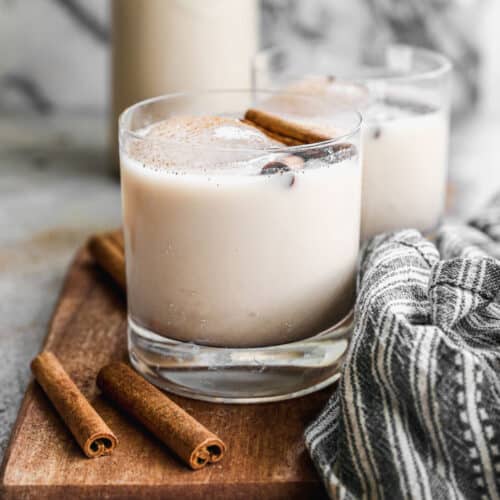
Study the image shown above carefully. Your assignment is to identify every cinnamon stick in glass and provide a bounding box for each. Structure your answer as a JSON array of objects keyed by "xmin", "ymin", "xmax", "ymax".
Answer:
[
  {"xmin": 244, "ymin": 108, "xmax": 332, "ymax": 144},
  {"xmin": 243, "ymin": 110, "xmax": 356, "ymax": 164},
  {"xmin": 97, "ymin": 362, "xmax": 225, "ymax": 470},
  {"xmin": 31, "ymin": 351, "xmax": 117, "ymax": 458}
]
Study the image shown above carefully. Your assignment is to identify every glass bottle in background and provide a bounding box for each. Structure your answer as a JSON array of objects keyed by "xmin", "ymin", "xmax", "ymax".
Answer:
[{"xmin": 110, "ymin": 0, "xmax": 258, "ymax": 173}]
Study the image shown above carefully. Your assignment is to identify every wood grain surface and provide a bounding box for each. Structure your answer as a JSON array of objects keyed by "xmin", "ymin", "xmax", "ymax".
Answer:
[{"xmin": 0, "ymin": 248, "xmax": 330, "ymax": 499}]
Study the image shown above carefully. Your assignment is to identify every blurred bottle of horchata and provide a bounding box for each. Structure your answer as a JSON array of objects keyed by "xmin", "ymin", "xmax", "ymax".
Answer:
[{"xmin": 110, "ymin": 0, "xmax": 259, "ymax": 175}]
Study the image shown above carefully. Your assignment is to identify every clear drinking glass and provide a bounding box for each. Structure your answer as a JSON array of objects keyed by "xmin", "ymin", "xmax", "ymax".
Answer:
[
  {"xmin": 119, "ymin": 90, "xmax": 362, "ymax": 402},
  {"xmin": 254, "ymin": 44, "xmax": 452, "ymax": 240}
]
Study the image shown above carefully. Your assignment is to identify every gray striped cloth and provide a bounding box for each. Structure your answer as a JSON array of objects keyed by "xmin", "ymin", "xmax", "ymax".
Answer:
[{"xmin": 306, "ymin": 198, "xmax": 500, "ymax": 499}]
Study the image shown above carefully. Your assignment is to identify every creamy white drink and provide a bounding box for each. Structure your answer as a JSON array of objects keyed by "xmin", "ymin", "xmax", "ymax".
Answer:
[
  {"xmin": 121, "ymin": 115, "xmax": 361, "ymax": 348},
  {"xmin": 282, "ymin": 76, "xmax": 450, "ymax": 239},
  {"xmin": 361, "ymin": 101, "xmax": 449, "ymax": 239}
]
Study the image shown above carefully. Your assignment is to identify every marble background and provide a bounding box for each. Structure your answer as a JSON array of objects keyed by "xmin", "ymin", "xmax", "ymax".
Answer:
[{"xmin": 1, "ymin": 0, "xmax": 499, "ymax": 115}]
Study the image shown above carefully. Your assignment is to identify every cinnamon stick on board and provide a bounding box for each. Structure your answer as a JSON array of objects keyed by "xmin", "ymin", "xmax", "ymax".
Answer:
[
  {"xmin": 88, "ymin": 231, "xmax": 126, "ymax": 289},
  {"xmin": 31, "ymin": 351, "xmax": 117, "ymax": 458},
  {"xmin": 97, "ymin": 362, "xmax": 226, "ymax": 470}
]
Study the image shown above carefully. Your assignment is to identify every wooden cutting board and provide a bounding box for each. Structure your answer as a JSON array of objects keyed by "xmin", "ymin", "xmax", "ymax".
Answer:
[{"xmin": 0, "ymin": 247, "xmax": 331, "ymax": 499}]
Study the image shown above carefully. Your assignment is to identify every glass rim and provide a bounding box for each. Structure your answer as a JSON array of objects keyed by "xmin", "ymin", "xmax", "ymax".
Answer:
[
  {"xmin": 255, "ymin": 43, "xmax": 453, "ymax": 84},
  {"xmin": 118, "ymin": 89, "xmax": 362, "ymax": 155}
]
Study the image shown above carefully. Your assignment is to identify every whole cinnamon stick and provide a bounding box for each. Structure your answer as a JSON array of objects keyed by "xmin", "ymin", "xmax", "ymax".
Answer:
[
  {"xmin": 31, "ymin": 351, "xmax": 117, "ymax": 458},
  {"xmin": 244, "ymin": 108, "xmax": 332, "ymax": 144},
  {"xmin": 97, "ymin": 362, "xmax": 225, "ymax": 470},
  {"xmin": 88, "ymin": 231, "xmax": 126, "ymax": 289}
]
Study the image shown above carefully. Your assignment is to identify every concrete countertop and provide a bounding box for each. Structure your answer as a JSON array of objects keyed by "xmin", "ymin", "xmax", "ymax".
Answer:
[{"xmin": 1, "ymin": 109, "xmax": 500, "ymax": 461}]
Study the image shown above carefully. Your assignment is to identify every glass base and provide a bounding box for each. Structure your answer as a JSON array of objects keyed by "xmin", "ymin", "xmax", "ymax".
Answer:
[{"xmin": 128, "ymin": 313, "xmax": 352, "ymax": 403}]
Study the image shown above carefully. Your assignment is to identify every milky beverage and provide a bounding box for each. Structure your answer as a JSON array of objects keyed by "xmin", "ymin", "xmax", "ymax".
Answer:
[
  {"xmin": 284, "ymin": 77, "xmax": 449, "ymax": 240},
  {"xmin": 121, "ymin": 116, "xmax": 361, "ymax": 348},
  {"xmin": 361, "ymin": 100, "xmax": 448, "ymax": 239}
]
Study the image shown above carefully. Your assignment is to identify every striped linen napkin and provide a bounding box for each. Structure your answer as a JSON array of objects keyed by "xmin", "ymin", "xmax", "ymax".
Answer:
[{"xmin": 306, "ymin": 198, "xmax": 500, "ymax": 499}]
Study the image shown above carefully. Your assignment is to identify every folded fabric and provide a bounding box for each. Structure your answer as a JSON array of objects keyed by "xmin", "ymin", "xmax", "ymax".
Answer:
[{"xmin": 306, "ymin": 203, "xmax": 500, "ymax": 499}]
